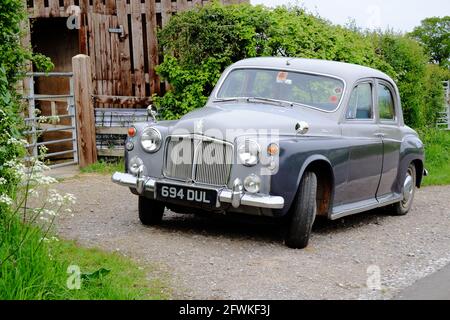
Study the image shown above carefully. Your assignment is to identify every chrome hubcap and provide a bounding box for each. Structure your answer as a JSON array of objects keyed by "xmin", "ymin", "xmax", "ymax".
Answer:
[{"xmin": 402, "ymin": 171, "xmax": 413, "ymax": 204}]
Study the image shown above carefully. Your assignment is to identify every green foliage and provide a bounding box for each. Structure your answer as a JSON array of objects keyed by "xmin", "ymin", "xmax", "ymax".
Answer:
[
  {"xmin": 154, "ymin": 2, "xmax": 437, "ymax": 127},
  {"xmin": 371, "ymin": 32, "xmax": 428, "ymax": 127},
  {"xmin": 423, "ymin": 64, "xmax": 449, "ymax": 126},
  {"xmin": 410, "ymin": 16, "xmax": 450, "ymax": 68},
  {"xmin": 1, "ymin": 0, "xmax": 167, "ymax": 300},
  {"xmin": 0, "ymin": 211, "xmax": 170, "ymax": 299},
  {"xmin": 0, "ymin": 0, "xmax": 53, "ymax": 199},
  {"xmin": 79, "ymin": 158, "xmax": 125, "ymax": 175},
  {"xmin": 418, "ymin": 128, "xmax": 450, "ymax": 186}
]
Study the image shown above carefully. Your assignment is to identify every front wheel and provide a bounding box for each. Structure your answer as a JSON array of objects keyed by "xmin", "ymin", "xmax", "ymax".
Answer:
[
  {"xmin": 390, "ymin": 163, "xmax": 416, "ymax": 216},
  {"xmin": 285, "ymin": 171, "xmax": 317, "ymax": 249},
  {"xmin": 138, "ymin": 196, "xmax": 165, "ymax": 225}
]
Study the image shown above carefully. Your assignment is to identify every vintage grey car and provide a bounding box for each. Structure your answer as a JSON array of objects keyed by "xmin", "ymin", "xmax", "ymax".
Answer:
[{"xmin": 112, "ymin": 57, "xmax": 426, "ymax": 249}]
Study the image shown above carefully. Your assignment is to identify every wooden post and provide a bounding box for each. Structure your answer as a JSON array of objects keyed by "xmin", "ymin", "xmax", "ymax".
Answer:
[{"xmin": 72, "ymin": 54, "xmax": 97, "ymax": 168}]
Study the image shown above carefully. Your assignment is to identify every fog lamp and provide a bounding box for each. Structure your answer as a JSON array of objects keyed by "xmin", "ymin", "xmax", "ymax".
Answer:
[{"xmin": 244, "ymin": 174, "xmax": 261, "ymax": 194}]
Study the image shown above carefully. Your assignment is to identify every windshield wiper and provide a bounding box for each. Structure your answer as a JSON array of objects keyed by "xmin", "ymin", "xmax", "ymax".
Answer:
[
  {"xmin": 213, "ymin": 97, "xmax": 293, "ymax": 107},
  {"xmin": 212, "ymin": 97, "xmax": 248, "ymax": 103},
  {"xmin": 246, "ymin": 97, "xmax": 294, "ymax": 108}
]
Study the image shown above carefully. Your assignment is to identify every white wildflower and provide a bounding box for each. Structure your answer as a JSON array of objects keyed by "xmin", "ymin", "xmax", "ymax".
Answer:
[
  {"xmin": 7, "ymin": 137, "xmax": 28, "ymax": 147},
  {"xmin": 41, "ymin": 208, "xmax": 57, "ymax": 217},
  {"xmin": 33, "ymin": 175, "xmax": 57, "ymax": 185},
  {"xmin": 0, "ymin": 177, "xmax": 7, "ymax": 185},
  {"xmin": 48, "ymin": 189, "xmax": 64, "ymax": 205},
  {"xmin": 63, "ymin": 193, "xmax": 76, "ymax": 205},
  {"xmin": 0, "ymin": 194, "xmax": 13, "ymax": 206}
]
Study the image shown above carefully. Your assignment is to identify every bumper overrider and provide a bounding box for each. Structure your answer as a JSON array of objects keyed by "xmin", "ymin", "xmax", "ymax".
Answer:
[{"xmin": 111, "ymin": 172, "xmax": 284, "ymax": 209}]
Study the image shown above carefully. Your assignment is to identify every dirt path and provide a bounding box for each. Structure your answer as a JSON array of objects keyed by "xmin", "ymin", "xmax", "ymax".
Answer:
[{"xmin": 54, "ymin": 173, "xmax": 450, "ymax": 299}]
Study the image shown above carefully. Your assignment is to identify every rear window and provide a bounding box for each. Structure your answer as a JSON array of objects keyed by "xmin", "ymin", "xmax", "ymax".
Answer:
[{"xmin": 217, "ymin": 68, "xmax": 345, "ymax": 111}]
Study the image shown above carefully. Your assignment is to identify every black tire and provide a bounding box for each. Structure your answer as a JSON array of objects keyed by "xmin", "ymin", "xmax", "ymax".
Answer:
[
  {"xmin": 285, "ymin": 171, "xmax": 318, "ymax": 249},
  {"xmin": 390, "ymin": 163, "xmax": 416, "ymax": 216},
  {"xmin": 138, "ymin": 196, "xmax": 165, "ymax": 225}
]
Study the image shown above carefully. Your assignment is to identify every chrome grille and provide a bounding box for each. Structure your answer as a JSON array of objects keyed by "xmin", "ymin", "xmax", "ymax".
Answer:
[
  {"xmin": 164, "ymin": 136, "xmax": 233, "ymax": 186},
  {"xmin": 165, "ymin": 137, "xmax": 193, "ymax": 181}
]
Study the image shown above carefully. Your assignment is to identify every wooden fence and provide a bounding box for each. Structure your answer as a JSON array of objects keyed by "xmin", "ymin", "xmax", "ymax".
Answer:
[{"xmin": 26, "ymin": 0, "xmax": 247, "ymax": 102}]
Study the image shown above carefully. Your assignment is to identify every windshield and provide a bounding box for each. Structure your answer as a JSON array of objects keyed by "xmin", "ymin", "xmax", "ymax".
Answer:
[{"xmin": 216, "ymin": 68, "xmax": 345, "ymax": 111}]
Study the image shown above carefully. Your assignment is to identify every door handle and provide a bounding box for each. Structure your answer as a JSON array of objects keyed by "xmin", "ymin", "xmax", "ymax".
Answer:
[{"xmin": 373, "ymin": 132, "xmax": 386, "ymax": 138}]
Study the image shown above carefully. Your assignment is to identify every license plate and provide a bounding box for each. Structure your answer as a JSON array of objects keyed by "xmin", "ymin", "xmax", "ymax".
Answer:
[{"xmin": 155, "ymin": 183, "xmax": 217, "ymax": 208}]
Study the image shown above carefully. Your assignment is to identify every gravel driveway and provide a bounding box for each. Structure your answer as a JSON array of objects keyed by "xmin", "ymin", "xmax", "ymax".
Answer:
[{"xmin": 54, "ymin": 173, "xmax": 450, "ymax": 299}]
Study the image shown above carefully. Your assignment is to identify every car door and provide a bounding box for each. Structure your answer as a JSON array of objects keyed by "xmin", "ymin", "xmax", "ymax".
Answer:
[
  {"xmin": 340, "ymin": 80, "xmax": 383, "ymax": 205},
  {"xmin": 375, "ymin": 80, "xmax": 402, "ymax": 199}
]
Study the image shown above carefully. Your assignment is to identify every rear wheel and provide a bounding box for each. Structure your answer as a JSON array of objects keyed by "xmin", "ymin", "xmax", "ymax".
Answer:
[
  {"xmin": 138, "ymin": 196, "xmax": 165, "ymax": 225},
  {"xmin": 390, "ymin": 163, "xmax": 416, "ymax": 216},
  {"xmin": 285, "ymin": 171, "xmax": 317, "ymax": 249}
]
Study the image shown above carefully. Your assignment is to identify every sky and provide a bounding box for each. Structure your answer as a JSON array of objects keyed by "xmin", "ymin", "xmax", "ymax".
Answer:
[{"xmin": 250, "ymin": 0, "xmax": 450, "ymax": 32}]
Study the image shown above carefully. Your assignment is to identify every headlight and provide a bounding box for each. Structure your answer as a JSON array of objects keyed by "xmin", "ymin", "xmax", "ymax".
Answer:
[
  {"xmin": 140, "ymin": 127, "xmax": 162, "ymax": 153},
  {"xmin": 238, "ymin": 139, "xmax": 260, "ymax": 166}
]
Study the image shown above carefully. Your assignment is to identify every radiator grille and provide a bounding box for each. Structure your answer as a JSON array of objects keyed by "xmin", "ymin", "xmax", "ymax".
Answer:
[{"xmin": 164, "ymin": 136, "xmax": 233, "ymax": 186}]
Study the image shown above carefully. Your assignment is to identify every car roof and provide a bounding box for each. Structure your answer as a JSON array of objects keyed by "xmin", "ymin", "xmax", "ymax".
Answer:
[{"xmin": 230, "ymin": 57, "xmax": 394, "ymax": 85}]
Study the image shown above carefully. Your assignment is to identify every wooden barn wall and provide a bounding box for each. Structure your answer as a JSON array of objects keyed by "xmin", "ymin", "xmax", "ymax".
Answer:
[{"xmin": 26, "ymin": 0, "xmax": 248, "ymax": 106}]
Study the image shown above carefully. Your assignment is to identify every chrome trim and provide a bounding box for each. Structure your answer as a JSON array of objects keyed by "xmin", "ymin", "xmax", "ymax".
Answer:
[
  {"xmin": 163, "ymin": 134, "xmax": 234, "ymax": 186},
  {"xmin": 111, "ymin": 172, "xmax": 284, "ymax": 210},
  {"xmin": 213, "ymin": 66, "xmax": 347, "ymax": 113},
  {"xmin": 331, "ymin": 193, "xmax": 402, "ymax": 220},
  {"xmin": 232, "ymin": 178, "xmax": 243, "ymax": 208}
]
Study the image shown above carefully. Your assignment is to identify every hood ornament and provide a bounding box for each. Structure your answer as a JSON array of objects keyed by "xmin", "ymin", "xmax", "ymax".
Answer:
[
  {"xmin": 295, "ymin": 121, "xmax": 309, "ymax": 135},
  {"xmin": 147, "ymin": 104, "xmax": 158, "ymax": 122}
]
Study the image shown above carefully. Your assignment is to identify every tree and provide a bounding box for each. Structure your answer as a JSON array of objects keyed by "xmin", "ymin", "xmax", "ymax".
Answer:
[{"xmin": 410, "ymin": 16, "xmax": 450, "ymax": 68}]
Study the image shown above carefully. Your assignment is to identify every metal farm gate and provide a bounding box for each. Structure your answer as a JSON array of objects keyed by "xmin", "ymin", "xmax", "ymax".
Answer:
[
  {"xmin": 437, "ymin": 81, "xmax": 450, "ymax": 130},
  {"xmin": 24, "ymin": 72, "xmax": 78, "ymax": 168}
]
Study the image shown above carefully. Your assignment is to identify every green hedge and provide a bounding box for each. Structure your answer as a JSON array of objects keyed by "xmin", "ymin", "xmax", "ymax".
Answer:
[{"xmin": 154, "ymin": 2, "xmax": 447, "ymax": 129}]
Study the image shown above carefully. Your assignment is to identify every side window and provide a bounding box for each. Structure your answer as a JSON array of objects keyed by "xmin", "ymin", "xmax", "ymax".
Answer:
[
  {"xmin": 378, "ymin": 84, "xmax": 396, "ymax": 121},
  {"xmin": 346, "ymin": 83, "xmax": 373, "ymax": 120}
]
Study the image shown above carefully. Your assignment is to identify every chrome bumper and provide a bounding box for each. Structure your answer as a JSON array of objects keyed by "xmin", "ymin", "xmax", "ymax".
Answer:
[{"xmin": 111, "ymin": 172, "xmax": 284, "ymax": 210}]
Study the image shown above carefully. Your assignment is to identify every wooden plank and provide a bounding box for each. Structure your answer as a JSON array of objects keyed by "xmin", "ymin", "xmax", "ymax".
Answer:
[
  {"xmin": 49, "ymin": 0, "xmax": 60, "ymax": 16},
  {"xmin": 116, "ymin": 0, "xmax": 132, "ymax": 96},
  {"xmin": 145, "ymin": 0, "xmax": 159, "ymax": 95},
  {"xmin": 104, "ymin": 15, "xmax": 112, "ymax": 96},
  {"xmin": 161, "ymin": 0, "xmax": 172, "ymax": 27},
  {"xmin": 110, "ymin": 15, "xmax": 121, "ymax": 97},
  {"xmin": 97, "ymin": 148, "xmax": 124, "ymax": 157},
  {"xmin": 87, "ymin": 12, "xmax": 98, "ymax": 95},
  {"xmin": 92, "ymin": 94, "xmax": 152, "ymax": 106},
  {"xmin": 92, "ymin": 13, "xmax": 103, "ymax": 95},
  {"xmin": 130, "ymin": 0, "xmax": 145, "ymax": 97},
  {"xmin": 93, "ymin": 0, "xmax": 104, "ymax": 14},
  {"xmin": 106, "ymin": 0, "xmax": 116, "ymax": 15},
  {"xmin": 96, "ymin": 127, "xmax": 128, "ymax": 135},
  {"xmin": 176, "ymin": 0, "xmax": 189, "ymax": 11},
  {"xmin": 72, "ymin": 54, "xmax": 97, "ymax": 167},
  {"xmin": 34, "ymin": 0, "xmax": 46, "ymax": 17},
  {"xmin": 79, "ymin": 12, "xmax": 89, "ymax": 55}
]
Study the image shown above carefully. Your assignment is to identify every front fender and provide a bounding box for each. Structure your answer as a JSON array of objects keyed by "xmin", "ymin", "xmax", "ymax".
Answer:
[{"xmin": 270, "ymin": 136, "xmax": 348, "ymax": 216}]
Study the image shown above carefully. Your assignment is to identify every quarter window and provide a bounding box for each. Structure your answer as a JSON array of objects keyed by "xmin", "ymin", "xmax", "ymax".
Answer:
[
  {"xmin": 346, "ymin": 83, "xmax": 373, "ymax": 120},
  {"xmin": 378, "ymin": 84, "xmax": 396, "ymax": 120}
]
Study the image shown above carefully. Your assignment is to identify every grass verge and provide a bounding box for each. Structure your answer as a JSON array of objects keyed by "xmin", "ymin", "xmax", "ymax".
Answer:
[
  {"xmin": 419, "ymin": 128, "xmax": 450, "ymax": 186},
  {"xmin": 80, "ymin": 159, "xmax": 124, "ymax": 175},
  {"xmin": 0, "ymin": 211, "xmax": 170, "ymax": 300}
]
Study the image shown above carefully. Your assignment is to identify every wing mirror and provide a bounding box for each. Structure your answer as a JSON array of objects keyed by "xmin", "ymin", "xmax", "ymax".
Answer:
[{"xmin": 147, "ymin": 104, "xmax": 158, "ymax": 122}]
